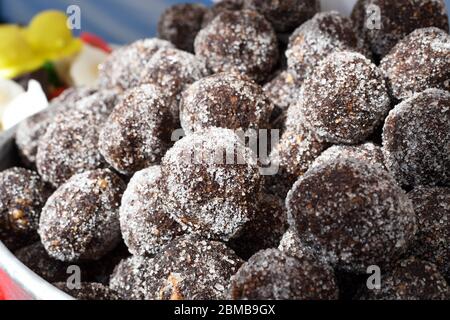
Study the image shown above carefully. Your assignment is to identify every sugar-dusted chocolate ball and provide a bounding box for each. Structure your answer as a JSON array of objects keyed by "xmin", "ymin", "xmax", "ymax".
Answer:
[
  {"xmin": 39, "ymin": 169, "xmax": 125, "ymax": 262},
  {"xmin": 380, "ymin": 27, "xmax": 450, "ymax": 100},
  {"xmin": 180, "ymin": 72, "xmax": 273, "ymax": 133},
  {"xmin": 408, "ymin": 187, "xmax": 449, "ymax": 279},
  {"xmin": 358, "ymin": 258, "xmax": 449, "ymax": 300},
  {"xmin": 110, "ymin": 235, "xmax": 243, "ymax": 300},
  {"xmin": 16, "ymin": 86, "xmax": 96, "ymax": 166},
  {"xmin": 158, "ymin": 3, "xmax": 208, "ymax": 52},
  {"xmin": 195, "ymin": 10, "xmax": 279, "ymax": 83},
  {"xmin": 382, "ymin": 89, "xmax": 450, "ymax": 187},
  {"xmin": 352, "ymin": 0, "xmax": 449, "ymax": 58},
  {"xmin": 120, "ymin": 166, "xmax": 183, "ymax": 256},
  {"xmin": 312, "ymin": 143, "xmax": 385, "ymax": 169},
  {"xmin": 140, "ymin": 47, "xmax": 209, "ymax": 121},
  {"xmin": 286, "ymin": 158, "xmax": 416, "ymax": 273},
  {"xmin": 98, "ymin": 38, "xmax": 174, "ymax": 90},
  {"xmin": 230, "ymin": 248, "xmax": 338, "ymax": 300},
  {"xmin": 109, "ymin": 255, "xmax": 154, "ymax": 300},
  {"xmin": 161, "ymin": 127, "xmax": 262, "ymax": 241},
  {"xmin": 143, "ymin": 235, "xmax": 243, "ymax": 300},
  {"xmin": 243, "ymin": 0, "xmax": 320, "ymax": 33},
  {"xmin": 263, "ymin": 70, "xmax": 300, "ymax": 113},
  {"xmin": 54, "ymin": 282, "xmax": 120, "ymax": 300},
  {"xmin": 36, "ymin": 90, "xmax": 118, "ymax": 187},
  {"xmin": 295, "ymin": 51, "xmax": 390, "ymax": 144},
  {"xmin": 99, "ymin": 85, "xmax": 174, "ymax": 175},
  {"xmin": 0, "ymin": 167, "xmax": 51, "ymax": 250},
  {"xmin": 286, "ymin": 11, "xmax": 365, "ymax": 82}
]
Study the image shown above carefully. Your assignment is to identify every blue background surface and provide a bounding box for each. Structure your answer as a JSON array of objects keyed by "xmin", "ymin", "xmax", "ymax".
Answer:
[{"xmin": 0, "ymin": 0, "xmax": 449, "ymax": 44}]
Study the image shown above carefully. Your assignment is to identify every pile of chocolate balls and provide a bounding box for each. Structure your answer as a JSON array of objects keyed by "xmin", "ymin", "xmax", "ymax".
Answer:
[{"xmin": 1, "ymin": 0, "xmax": 449, "ymax": 300}]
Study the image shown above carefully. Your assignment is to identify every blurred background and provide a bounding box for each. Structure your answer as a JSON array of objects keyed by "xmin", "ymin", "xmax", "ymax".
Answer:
[{"xmin": 5, "ymin": 0, "xmax": 448, "ymax": 44}]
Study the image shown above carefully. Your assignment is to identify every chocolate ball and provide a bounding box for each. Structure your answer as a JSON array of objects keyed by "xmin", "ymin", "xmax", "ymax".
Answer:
[
  {"xmin": 161, "ymin": 127, "xmax": 262, "ymax": 241},
  {"xmin": 286, "ymin": 11, "xmax": 366, "ymax": 82},
  {"xmin": 230, "ymin": 248, "xmax": 338, "ymax": 300},
  {"xmin": 408, "ymin": 187, "xmax": 449, "ymax": 279},
  {"xmin": 98, "ymin": 38, "xmax": 174, "ymax": 90},
  {"xmin": 352, "ymin": 0, "xmax": 449, "ymax": 58},
  {"xmin": 294, "ymin": 51, "xmax": 390, "ymax": 144},
  {"xmin": 39, "ymin": 169, "xmax": 125, "ymax": 262},
  {"xmin": 243, "ymin": 0, "xmax": 320, "ymax": 33},
  {"xmin": 195, "ymin": 10, "xmax": 279, "ymax": 83},
  {"xmin": 380, "ymin": 27, "xmax": 450, "ymax": 100},
  {"xmin": 286, "ymin": 158, "xmax": 416, "ymax": 272},
  {"xmin": 99, "ymin": 85, "xmax": 174, "ymax": 175},
  {"xmin": 180, "ymin": 72, "xmax": 273, "ymax": 133},
  {"xmin": 158, "ymin": 3, "xmax": 208, "ymax": 52},
  {"xmin": 36, "ymin": 90, "xmax": 119, "ymax": 187},
  {"xmin": 382, "ymin": 89, "xmax": 450, "ymax": 187},
  {"xmin": 358, "ymin": 257, "xmax": 449, "ymax": 300},
  {"xmin": 120, "ymin": 166, "xmax": 183, "ymax": 256},
  {"xmin": 0, "ymin": 167, "xmax": 51, "ymax": 250}
]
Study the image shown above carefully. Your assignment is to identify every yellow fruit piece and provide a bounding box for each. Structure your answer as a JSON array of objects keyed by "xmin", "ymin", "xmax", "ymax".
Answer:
[
  {"xmin": 0, "ymin": 25, "xmax": 44, "ymax": 78},
  {"xmin": 25, "ymin": 10, "xmax": 82, "ymax": 61}
]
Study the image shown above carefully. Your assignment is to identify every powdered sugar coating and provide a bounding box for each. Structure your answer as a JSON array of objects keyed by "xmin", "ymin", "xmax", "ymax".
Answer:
[
  {"xmin": 110, "ymin": 235, "xmax": 243, "ymax": 300},
  {"xmin": 295, "ymin": 51, "xmax": 390, "ymax": 144},
  {"xmin": 382, "ymin": 89, "xmax": 450, "ymax": 187},
  {"xmin": 158, "ymin": 3, "xmax": 207, "ymax": 52},
  {"xmin": 195, "ymin": 10, "xmax": 279, "ymax": 83},
  {"xmin": 286, "ymin": 11, "xmax": 365, "ymax": 82},
  {"xmin": 15, "ymin": 86, "xmax": 97, "ymax": 166},
  {"xmin": 278, "ymin": 228, "xmax": 317, "ymax": 261},
  {"xmin": 230, "ymin": 248, "xmax": 338, "ymax": 300},
  {"xmin": 140, "ymin": 47, "xmax": 209, "ymax": 121},
  {"xmin": 39, "ymin": 169, "xmax": 125, "ymax": 262},
  {"xmin": 161, "ymin": 127, "xmax": 262, "ymax": 241},
  {"xmin": 109, "ymin": 255, "xmax": 154, "ymax": 300},
  {"xmin": 286, "ymin": 158, "xmax": 417, "ymax": 273},
  {"xmin": 352, "ymin": 0, "xmax": 449, "ymax": 58},
  {"xmin": 243, "ymin": 0, "xmax": 320, "ymax": 33},
  {"xmin": 380, "ymin": 27, "xmax": 450, "ymax": 100},
  {"xmin": 55, "ymin": 282, "xmax": 120, "ymax": 300},
  {"xmin": 98, "ymin": 38, "xmax": 174, "ymax": 90},
  {"xmin": 36, "ymin": 91, "xmax": 119, "ymax": 187},
  {"xmin": 229, "ymin": 193, "xmax": 288, "ymax": 259},
  {"xmin": 144, "ymin": 235, "xmax": 243, "ymax": 300},
  {"xmin": 119, "ymin": 166, "xmax": 183, "ymax": 256},
  {"xmin": 99, "ymin": 85, "xmax": 174, "ymax": 175},
  {"xmin": 0, "ymin": 167, "xmax": 51, "ymax": 250},
  {"xmin": 180, "ymin": 72, "xmax": 274, "ymax": 134},
  {"xmin": 358, "ymin": 257, "xmax": 449, "ymax": 300},
  {"xmin": 407, "ymin": 187, "xmax": 450, "ymax": 279},
  {"xmin": 312, "ymin": 143, "xmax": 385, "ymax": 169},
  {"xmin": 263, "ymin": 70, "xmax": 300, "ymax": 112}
]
